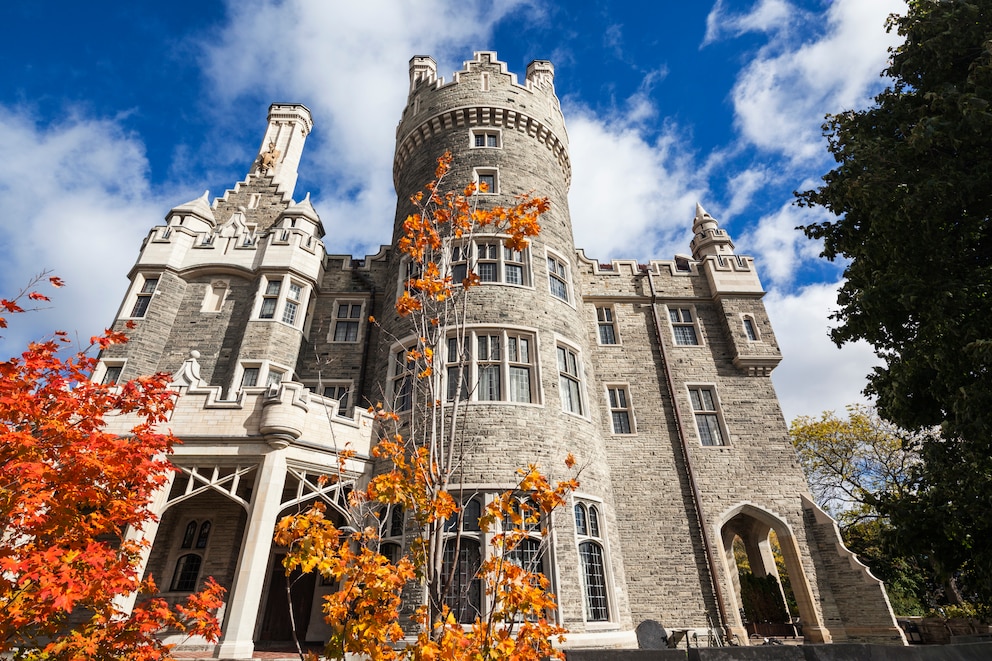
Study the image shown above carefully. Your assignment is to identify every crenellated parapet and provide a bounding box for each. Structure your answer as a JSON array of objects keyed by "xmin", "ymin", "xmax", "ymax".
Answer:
[{"xmin": 395, "ymin": 51, "xmax": 570, "ymax": 190}]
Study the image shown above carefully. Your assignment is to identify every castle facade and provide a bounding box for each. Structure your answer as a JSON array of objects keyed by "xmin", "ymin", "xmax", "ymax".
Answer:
[{"xmin": 100, "ymin": 52, "xmax": 903, "ymax": 657}]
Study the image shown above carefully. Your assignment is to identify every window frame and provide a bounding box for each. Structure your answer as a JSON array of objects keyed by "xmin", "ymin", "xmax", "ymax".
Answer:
[
  {"xmin": 557, "ymin": 343, "xmax": 585, "ymax": 416},
  {"xmin": 255, "ymin": 276, "xmax": 309, "ymax": 328},
  {"xmin": 688, "ymin": 385, "xmax": 729, "ymax": 447},
  {"xmin": 444, "ymin": 328, "xmax": 539, "ymax": 405},
  {"xmin": 450, "ymin": 238, "xmax": 532, "ymax": 288},
  {"xmin": 742, "ymin": 314, "xmax": 760, "ymax": 342},
  {"xmin": 169, "ymin": 518, "xmax": 211, "ymax": 592},
  {"xmin": 574, "ymin": 501, "xmax": 611, "ymax": 623},
  {"xmin": 470, "ymin": 128, "xmax": 502, "ymax": 149},
  {"xmin": 237, "ymin": 362, "xmax": 290, "ymax": 393},
  {"xmin": 124, "ymin": 274, "xmax": 160, "ymax": 319},
  {"xmin": 606, "ymin": 384, "xmax": 634, "ymax": 434},
  {"xmin": 331, "ymin": 299, "xmax": 365, "ymax": 343},
  {"xmin": 546, "ymin": 252, "xmax": 571, "ymax": 303},
  {"xmin": 668, "ymin": 305, "xmax": 702, "ymax": 346},
  {"xmin": 596, "ymin": 305, "xmax": 619, "ymax": 345},
  {"xmin": 474, "ymin": 167, "xmax": 499, "ymax": 195},
  {"xmin": 389, "ymin": 344, "xmax": 416, "ymax": 412},
  {"xmin": 321, "ymin": 381, "xmax": 354, "ymax": 417}
]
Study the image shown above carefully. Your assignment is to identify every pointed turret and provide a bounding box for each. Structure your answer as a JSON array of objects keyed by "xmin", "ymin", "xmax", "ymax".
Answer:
[
  {"xmin": 167, "ymin": 190, "xmax": 216, "ymax": 231},
  {"xmin": 279, "ymin": 192, "xmax": 325, "ymax": 238},
  {"xmin": 689, "ymin": 202, "xmax": 735, "ymax": 259}
]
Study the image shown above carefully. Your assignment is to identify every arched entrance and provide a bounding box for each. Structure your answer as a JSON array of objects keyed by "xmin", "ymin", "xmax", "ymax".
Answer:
[{"xmin": 717, "ymin": 504, "xmax": 829, "ymax": 644}]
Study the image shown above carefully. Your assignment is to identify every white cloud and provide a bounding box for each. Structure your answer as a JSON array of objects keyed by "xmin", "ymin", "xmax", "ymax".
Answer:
[
  {"xmin": 202, "ymin": 0, "xmax": 532, "ymax": 257},
  {"xmin": 0, "ymin": 108, "xmax": 169, "ymax": 356},
  {"xmin": 566, "ymin": 106, "xmax": 707, "ymax": 263},
  {"xmin": 740, "ymin": 197, "xmax": 826, "ymax": 285},
  {"xmin": 730, "ymin": 0, "xmax": 904, "ymax": 163},
  {"xmin": 766, "ymin": 281, "xmax": 879, "ymax": 423},
  {"xmin": 704, "ymin": 0, "xmax": 796, "ymax": 45}
]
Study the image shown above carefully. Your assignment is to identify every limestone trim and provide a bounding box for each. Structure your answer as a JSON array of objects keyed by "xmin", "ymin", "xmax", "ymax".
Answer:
[
  {"xmin": 393, "ymin": 105, "xmax": 571, "ymax": 188},
  {"xmin": 163, "ymin": 464, "xmax": 258, "ymax": 513}
]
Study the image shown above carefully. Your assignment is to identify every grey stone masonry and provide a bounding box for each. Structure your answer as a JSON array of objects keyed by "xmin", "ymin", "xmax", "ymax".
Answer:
[{"xmin": 94, "ymin": 53, "xmax": 904, "ymax": 658}]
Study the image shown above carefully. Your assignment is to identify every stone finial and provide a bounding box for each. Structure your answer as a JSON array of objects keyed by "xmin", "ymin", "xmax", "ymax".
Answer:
[
  {"xmin": 171, "ymin": 350, "xmax": 205, "ymax": 389},
  {"xmin": 689, "ymin": 202, "xmax": 735, "ymax": 259},
  {"xmin": 409, "ymin": 55, "xmax": 437, "ymax": 92},
  {"xmin": 526, "ymin": 60, "xmax": 555, "ymax": 89}
]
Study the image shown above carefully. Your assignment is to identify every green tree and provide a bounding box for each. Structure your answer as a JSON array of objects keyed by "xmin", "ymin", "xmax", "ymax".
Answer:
[
  {"xmin": 797, "ymin": 0, "xmax": 992, "ymax": 613},
  {"xmin": 790, "ymin": 407, "xmax": 928, "ymax": 614}
]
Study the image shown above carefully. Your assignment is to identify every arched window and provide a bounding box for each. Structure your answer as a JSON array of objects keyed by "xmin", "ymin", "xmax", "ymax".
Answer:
[
  {"xmin": 576, "ymin": 503, "xmax": 609, "ymax": 622},
  {"xmin": 443, "ymin": 538, "xmax": 482, "ymax": 623},
  {"xmin": 389, "ymin": 505, "xmax": 405, "ymax": 538},
  {"xmin": 579, "ymin": 542, "xmax": 608, "ymax": 621},
  {"xmin": 196, "ymin": 521, "xmax": 211, "ymax": 549},
  {"xmin": 181, "ymin": 521, "xmax": 197, "ymax": 549},
  {"xmin": 171, "ymin": 553, "xmax": 202, "ymax": 592},
  {"xmin": 574, "ymin": 503, "xmax": 588, "ymax": 536}
]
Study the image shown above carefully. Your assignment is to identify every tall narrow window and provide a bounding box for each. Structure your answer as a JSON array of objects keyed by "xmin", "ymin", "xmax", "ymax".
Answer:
[
  {"xmin": 557, "ymin": 345, "xmax": 583, "ymax": 415},
  {"xmin": 333, "ymin": 301, "xmax": 364, "ymax": 342},
  {"xmin": 575, "ymin": 503, "xmax": 609, "ymax": 622},
  {"xmin": 443, "ymin": 539, "xmax": 482, "ymax": 623},
  {"xmin": 743, "ymin": 316, "xmax": 759, "ymax": 341},
  {"xmin": 504, "ymin": 246, "xmax": 525, "ymax": 285},
  {"xmin": 477, "ymin": 334, "xmax": 501, "ymax": 401},
  {"xmin": 548, "ymin": 255, "xmax": 570, "ymax": 302},
  {"xmin": 130, "ymin": 277, "xmax": 158, "ymax": 318},
  {"xmin": 597, "ymin": 306, "xmax": 618, "ymax": 345},
  {"xmin": 259, "ymin": 280, "xmax": 281, "ymax": 319},
  {"xmin": 282, "ymin": 282, "xmax": 302, "ymax": 325},
  {"xmin": 607, "ymin": 386, "xmax": 633, "ymax": 434},
  {"xmin": 507, "ymin": 334, "xmax": 532, "ymax": 403},
  {"xmin": 391, "ymin": 347, "xmax": 414, "ymax": 412},
  {"xmin": 669, "ymin": 307, "xmax": 699, "ymax": 345},
  {"xmin": 689, "ymin": 386, "xmax": 726, "ymax": 446},
  {"xmin": 477, "ymin": 242, "xmax": 499, "ymax": 283}
]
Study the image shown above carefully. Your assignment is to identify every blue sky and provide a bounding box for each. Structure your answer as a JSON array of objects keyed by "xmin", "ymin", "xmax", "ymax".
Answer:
[{"xmin": 0, "ymin": 0, "xmax": 905, "ymax": 421}]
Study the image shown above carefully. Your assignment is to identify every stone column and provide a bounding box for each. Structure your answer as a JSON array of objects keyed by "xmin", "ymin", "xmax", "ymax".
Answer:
[
  {"xmin": 115, "ymin": 468, "xmax": 176, "ymax": 614},
  {"xmin": 214, "ymin": 449, "xmax": 288, "ymax": 659}
]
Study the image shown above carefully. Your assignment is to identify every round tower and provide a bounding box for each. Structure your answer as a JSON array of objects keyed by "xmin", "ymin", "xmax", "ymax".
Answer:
[{"xmin": 381, "ymin": 51, "xmax": 633, "ymax": 642}]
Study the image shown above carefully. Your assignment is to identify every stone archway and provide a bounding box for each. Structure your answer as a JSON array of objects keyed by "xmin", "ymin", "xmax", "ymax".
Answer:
[{"xmin": 716, "ymin": 503, "xmax": 829, "ymax": 644}]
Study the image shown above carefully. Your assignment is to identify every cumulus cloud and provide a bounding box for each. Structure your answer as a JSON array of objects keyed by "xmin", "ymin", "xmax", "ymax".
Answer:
[
  {"xmin": 201, "ymin": 0, "xmax": 531, "ymax": 257},
  {"xmin": 729, "ymin": 0, "xmax": 904, "ymax": 163},
  {"xmin": 766, "ymin": 281, "xmax": 879, "ymax": 422},
  {"xmin": 739, "ymin": 196, "xmax": 827, "ymax": 285},
  {"xmin": 0, "ymin": 107, "xmax": 172, "ymax": 355},
  {"xmin": 566, "ymin": 110, "xmax": 707, "ymax": 263}
]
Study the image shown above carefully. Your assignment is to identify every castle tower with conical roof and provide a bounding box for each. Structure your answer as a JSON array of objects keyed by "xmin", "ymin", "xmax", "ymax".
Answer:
[{"xmin": 96, "ymin": 54, "xmax": 905, "ymax": 658}]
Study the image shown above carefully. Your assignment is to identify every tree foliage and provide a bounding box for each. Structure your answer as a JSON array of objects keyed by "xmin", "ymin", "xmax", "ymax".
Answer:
[
  {"xmin": 0, "ymin": 275, "xmax": 224, "ymax": 660},
  {"xmin": 277, "ymin": 155, "xmax": 579, "ymax": 660},
  {"xmin": 789, "ymin": 405, "xmax": 918, "ymax": 525},
  {"xmin": 790, "ymin": 407, "xmax": 931, "ymax": 614},
  {"xmin": 797, "ymin": 0, "xmax": 992, "ymax": 614}
]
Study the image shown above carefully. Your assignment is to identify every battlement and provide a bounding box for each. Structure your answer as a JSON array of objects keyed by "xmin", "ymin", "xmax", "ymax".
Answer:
[{"xmin": 395, "ymin": 51, "xmax": 570, "ymax": 192}]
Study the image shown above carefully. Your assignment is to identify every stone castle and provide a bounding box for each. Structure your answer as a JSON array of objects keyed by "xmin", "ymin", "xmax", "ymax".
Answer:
[{"xmin": 99, "ymin": 52, "xmax": 904, "ymax": 656}]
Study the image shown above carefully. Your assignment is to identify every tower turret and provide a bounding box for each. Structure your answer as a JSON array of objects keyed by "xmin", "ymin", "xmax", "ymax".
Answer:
[
  {"xmin": 252, "ymin": 103, "xmax": 314, "ymax": 196},
  {"xmin": 689, "ymin": 202, "xmax": 734, "ymax": 259}
]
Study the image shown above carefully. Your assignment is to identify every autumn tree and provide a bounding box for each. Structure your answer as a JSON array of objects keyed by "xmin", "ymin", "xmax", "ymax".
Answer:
[
  {"xmin": 797, "ymin": 0, "xmax": 992, "ymax": 613},
  {"xmin": 790, "ymin": 406, "xmax": 932, "ymax": 614},
  {"xmin": 275, "ymin": 154, "xmax": 580, "ymax": 661},
  {"xmin": 0, "ymin": 274, "xmax": 224, "ymax": 660}
]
